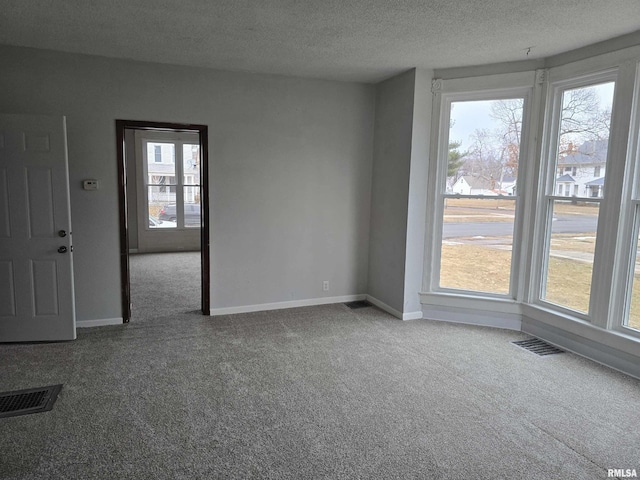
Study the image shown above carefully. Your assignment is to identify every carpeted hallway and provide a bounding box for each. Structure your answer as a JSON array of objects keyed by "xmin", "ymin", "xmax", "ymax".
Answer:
[
  {"xmin": 1, "ymin": 277, "xmax": 639, "ymax": 478},
  {"xmin": 129, "ymin": 252, "xmax": 201, "ymax": 321}
]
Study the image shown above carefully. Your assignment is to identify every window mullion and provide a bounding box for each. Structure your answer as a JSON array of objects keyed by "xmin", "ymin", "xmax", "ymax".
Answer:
[
  {"xmin": 175, "ymin": 141, "xmax": 185, "ymax": 228},
  {"xmin": 513, "ymin": 82, "xmax": 543, "ymax": 303},
  {"xmin": 613, "ymin": 202, "xmax": 640, "ymax": 332},
  {"xmin": 423, "ymin": 91, "xmax": 448, "ymax": 294},
  {"xmin": 530, "ymin": 77, "xmax": 559, "ymax": 306}
]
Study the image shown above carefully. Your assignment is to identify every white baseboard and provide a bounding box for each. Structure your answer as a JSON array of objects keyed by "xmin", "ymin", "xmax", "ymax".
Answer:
[
  {"xmin": 364, "ymin": 295, "xmax": 423, "ymax": 320},
  {"xmin": 364, "ymin": 295, "xmax": 421, "ymax": 320},
  {"xmin": 76, "ymin": 318, "xmax": 123, "ymax": 328},
  {"xmin": 522, "ymin": 317, "xmax": 640, "ymax": 380},
  {"xmin": 422, "ymin": 304, "xmax": 522, "ymax": 331},
  {"xmin": 210, "ymin": 294, "xmax": 367, "ymax": 316},
  {"xmin": 366, "ymin": 295, "xmax": 403, "ymax": 319},
  {"xmin": 402, "ymin": 311, "xmax": 424, "ymax": 321}
]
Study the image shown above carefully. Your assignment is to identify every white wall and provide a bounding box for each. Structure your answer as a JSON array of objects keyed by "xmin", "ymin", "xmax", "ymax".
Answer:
[
  {"xmin": 403, "ymin": 69, "xmax": 431, "ymax": 318},
  {"xmin": 367, "ymin": 68, "xmax": 431, "ymax": 317},
  {"xmin": 0, "ymin": 45, "xmax": 375, "ymax": 321}
]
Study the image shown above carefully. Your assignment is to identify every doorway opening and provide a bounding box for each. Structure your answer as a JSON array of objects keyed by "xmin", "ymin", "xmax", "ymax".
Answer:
[{"xmin": 116, "ymin": 120, "xmax": 210, "ymax": 323}]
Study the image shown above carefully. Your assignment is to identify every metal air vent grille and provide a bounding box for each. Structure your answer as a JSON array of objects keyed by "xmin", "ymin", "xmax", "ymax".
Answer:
[{"xmin": 0, "ymin": 385, "xmax": 62, "ymax": 419}]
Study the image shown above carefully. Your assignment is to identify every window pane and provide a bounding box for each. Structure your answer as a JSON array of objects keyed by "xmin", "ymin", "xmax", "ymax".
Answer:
[
  {"xmin": 439, "ymin": 197, "xmax": 516, "ymax": 295},
  {"xmin": 448, "ymin": 99, "xmax": 523, "ymax": 196},
  {"xmin": 553, "ymin": 82, "xmax": 614, "ymax": 198},
  {"xmin": 147, "ymin": 142, "xmax": 175, "ymax": 176},
  {"xmin": 183, "ymin": 188, "xmax": 201, "ymax": 228},
  {"xmin": 148, "ymin": 186, "xmax": 176, "ymax": 228},
  {"xmin": 625, "ymin": 213, "xmax": 640, "ymax": 332},
  {"xmin": 183, "ymin": 144, "xmax": 200, "ymax": 185},
  {"xmin": 542, "ymin": 200, "xmax": 599, "ymax": 313},
  {"xmin": 440, "ymin": 97, "xmax": 524, "ymax": 296},
  {"xmin": 540, "ymin": 80, "xmax": 614, "ymax": 315}
]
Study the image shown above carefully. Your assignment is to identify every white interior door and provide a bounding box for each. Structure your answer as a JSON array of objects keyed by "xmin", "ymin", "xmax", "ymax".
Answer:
[{"xmin": 0, "ymin": 114, "xmax": 75, "ymax": 342}]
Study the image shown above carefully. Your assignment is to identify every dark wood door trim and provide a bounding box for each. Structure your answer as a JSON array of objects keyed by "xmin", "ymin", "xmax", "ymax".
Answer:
[{"xmin": 116, "ymin": 120, "xmax": 210, "ymax": 322}]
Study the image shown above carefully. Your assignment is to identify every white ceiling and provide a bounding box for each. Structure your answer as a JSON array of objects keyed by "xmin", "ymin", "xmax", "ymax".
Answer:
[{"xmin": 1, "ymin": 0, "xmax": 639, "ymax": 83}]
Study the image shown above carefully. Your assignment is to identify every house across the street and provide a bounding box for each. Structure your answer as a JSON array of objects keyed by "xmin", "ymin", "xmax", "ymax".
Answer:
[
  {"xmin": 450, "ymin": 174, "xmax": 516, "ymax": 196},
  {"xmin": 555, "ymin": 139, "xmax": 607, "ymax": 198}
]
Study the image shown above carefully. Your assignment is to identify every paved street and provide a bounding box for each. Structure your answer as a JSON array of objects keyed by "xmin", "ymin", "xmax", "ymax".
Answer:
[
  {"xmin": 442, "ymin": 213, "xmax": 640, "ymax": 272},
  {"xmin": 442, "ymin": 214, "xmax": 598, "ymax": 239}
]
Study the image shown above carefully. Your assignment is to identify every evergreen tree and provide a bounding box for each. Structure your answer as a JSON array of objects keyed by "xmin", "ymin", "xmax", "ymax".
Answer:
[{"xmin": 448, "ymin": 141, "xmax": 467, "ymax": 179}]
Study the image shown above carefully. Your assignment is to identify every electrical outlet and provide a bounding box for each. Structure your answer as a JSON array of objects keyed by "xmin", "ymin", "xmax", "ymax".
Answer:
[{"xmin": 322, "ymin": 281, "xmax": 329, "ymax": 291}]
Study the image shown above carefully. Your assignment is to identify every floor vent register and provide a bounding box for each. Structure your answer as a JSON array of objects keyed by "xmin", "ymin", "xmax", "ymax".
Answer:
[
  {"xmin": 0, "ymin": 384, "xmax": 63, "ymax": 419},
  {"xmin": 512, "ymin": 338, "xmax": 564, "ymax": 356},
  {"xmin": 344, "ymin": 300, "xmax": 372, "ymax": 310}
]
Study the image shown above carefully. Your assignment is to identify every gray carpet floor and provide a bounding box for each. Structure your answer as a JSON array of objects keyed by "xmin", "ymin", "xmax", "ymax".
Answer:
[
  {"xmin": 1, "ymin": 257, "xmax": 639, "ymax": 478},
  {"xmin": 129, "ymin": 252, "xmax": 201, "ymax": 320}
]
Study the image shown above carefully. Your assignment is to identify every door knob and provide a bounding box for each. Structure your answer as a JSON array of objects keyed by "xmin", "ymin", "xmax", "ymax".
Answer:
[
  {"xmin": 58, "ymin": 230, "xmax": 67, "ymax": 237},
  {"xmin": 58, "ymin": 246, "xmax": 67, "ymax": 253}
]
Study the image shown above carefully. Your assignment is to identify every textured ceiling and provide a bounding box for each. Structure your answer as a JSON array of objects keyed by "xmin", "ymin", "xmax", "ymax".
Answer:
[{"xmin": 1, "ymin": 0, "xmax": 639, "ymax": 83}]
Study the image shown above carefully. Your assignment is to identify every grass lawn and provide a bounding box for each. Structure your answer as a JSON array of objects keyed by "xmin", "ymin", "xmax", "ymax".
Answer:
[
  {"xmin": 545, "ymin": 256, "xmax": 593, "ymax": 313},
  {"xmin": 440, "ymin": 243, "xmax": 640, "ymax": 330},
  {"xmin": 439, "ymin": 199, "xmax": 640, "ymax": 330},
  {"xmin": 443, "ymin": 198, "xmax": 599, "ymax": 223},
  {"xmin": 444, "ymin": 198, "xmax": 515, "ymax": 223},
  {"xmin": 440, "ymin": 244, "xmax": 511, "ymax": 294},
  {"xmin": 443, "ymin": 211, "xmax": 514, "ymax": 223},
  {"xmin": 550, "ymin": 234, "xmax": 596, "ymax": 254},
  {"xmin": 445, "ymin": 198, "xmax": 516, "ymax": 210},
  {"xmin": 444, "ymin": 197, "xmax": 599, "ymax": 215}
]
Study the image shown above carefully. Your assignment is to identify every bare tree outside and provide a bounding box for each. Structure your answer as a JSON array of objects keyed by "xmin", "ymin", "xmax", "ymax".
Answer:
[
  {"xmin": 558, "ymin": 86, "xmax": 612, "ymax": 154},
  {"xmin": 451, "ymin": 99, "xmax": 523, "ymax": 192},
  {"xmin": 490, "ymin": 99, "xmax": 523, "ymax": 181}
]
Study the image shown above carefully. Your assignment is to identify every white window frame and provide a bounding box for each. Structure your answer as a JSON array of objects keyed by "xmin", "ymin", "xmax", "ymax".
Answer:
[
  {"xmin": 136, "ymin": 131, "xmax": 200, "ymax": 231},
  {"xmin": 423, "ymin": 72, "xmax": 537, "ymax": 309},
  {"xmin": 532, "ymin": 69, "xmax": 618, "ymax": 322}
]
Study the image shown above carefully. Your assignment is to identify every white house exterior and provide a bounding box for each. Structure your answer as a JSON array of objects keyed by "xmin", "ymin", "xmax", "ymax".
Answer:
[
  {"xmin": 450, "ymin": 174, "xmax": 516, "ymax": 196},
  {"xmin": 555, "ymin": 139, "xmax": 607, "ymax": 198}
]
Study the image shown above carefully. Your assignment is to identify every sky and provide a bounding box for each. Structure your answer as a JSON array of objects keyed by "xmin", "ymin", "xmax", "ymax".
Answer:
[{"xmin": 449, "ymin": 100, "xmax": 500, "ymax": 152}]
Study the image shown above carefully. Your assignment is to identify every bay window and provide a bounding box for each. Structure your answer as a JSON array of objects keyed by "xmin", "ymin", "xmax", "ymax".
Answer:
[{"xmin": 423, "ymin": 48, "xmax": 640, "ymax": 380}]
